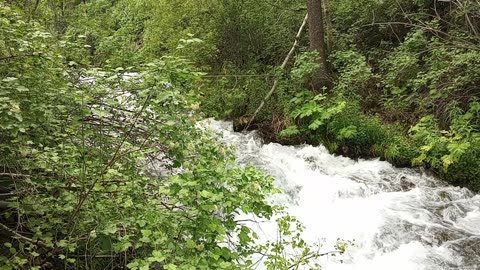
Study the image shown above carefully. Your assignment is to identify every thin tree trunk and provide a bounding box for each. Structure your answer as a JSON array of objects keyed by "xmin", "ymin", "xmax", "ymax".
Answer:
[
  {"xmin": 323, "ymin": 0, "xmax": 334, "ymax": 53},
  {"xmin": 28, "ymin": 0, "xmax": 41, "ymax": 22},
  {"xmin": 244, "ymin": 14, "xmax": 309, "ymax": 131},
  {"xmin": 307, "ymin": 0, "xmax": 329, "ymax": 92}
]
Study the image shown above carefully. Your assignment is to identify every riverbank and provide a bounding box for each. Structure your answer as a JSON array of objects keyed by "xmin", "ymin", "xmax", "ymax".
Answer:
[{"xmin": 230, "ymin": 109, "xmax": 480, "ymax": 194}]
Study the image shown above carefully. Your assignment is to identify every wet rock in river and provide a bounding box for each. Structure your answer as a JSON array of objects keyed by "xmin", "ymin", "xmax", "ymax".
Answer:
[{"xmin": 400, "ymin": 176, "xmax": 416, "ymax": 191}]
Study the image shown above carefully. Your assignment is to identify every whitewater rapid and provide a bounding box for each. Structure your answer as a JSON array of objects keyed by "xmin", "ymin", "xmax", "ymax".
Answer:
[{"xmin": 207, "ymin": 120, "xmax": 480, "ymax": 270}]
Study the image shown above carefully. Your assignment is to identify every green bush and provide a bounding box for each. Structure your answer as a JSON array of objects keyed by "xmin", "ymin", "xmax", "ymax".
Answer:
[
  {"xmin": 0, "ymin": 6, "xmax": 324, "ymax": 269},
  {"xmin": 380, "ymin": 131, "xmax": 419, "ymax": 167},
  {"xmin": 280, "ymin": 91, "xmax": 388, "ymax": 158},
  {"xmin": 445, "ymin": 147, "xmax": 480, "ymax": 192},
  {"xmin": 410, "ymin": 101, "xmax": 480, "ymax": 191},
  {"xmin": 326, "ymin": 109, "xmax": 386, "ymax": 157}
]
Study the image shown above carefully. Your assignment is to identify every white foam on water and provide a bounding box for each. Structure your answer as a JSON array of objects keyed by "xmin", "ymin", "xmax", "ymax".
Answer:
[{"xmin": 202, "ymin": 119, "xmax": 480, "ymax": 269}]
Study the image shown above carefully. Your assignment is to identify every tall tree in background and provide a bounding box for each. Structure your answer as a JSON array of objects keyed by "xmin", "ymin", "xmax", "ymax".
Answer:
[{"xmin": 307, "ymin": 0, "xmax": 329, "ymax": 91}]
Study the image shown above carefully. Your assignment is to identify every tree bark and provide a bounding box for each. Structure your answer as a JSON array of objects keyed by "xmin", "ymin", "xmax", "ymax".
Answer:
[{"xmin": 307, "ymin": 0, "xmax": 329, "ymax": 92}]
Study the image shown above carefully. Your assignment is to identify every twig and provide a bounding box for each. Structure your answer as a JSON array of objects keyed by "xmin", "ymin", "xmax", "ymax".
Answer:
[
  {"xmin": 453, "ymin": 0, "xmax": 480, "ymax": 40},
  {"xmin": 287, "ymin": 251, "xmax": 342, "ymax": 270},
  {"xmin": 0, "ymin": 173, "xmax": 31, "ymax": 178},
  {"xmin": 365, "ymin": 21, "xmax": 480, "ymax": 50},
  {"xmin": 0, "ymin": 222, "xmax": 43, "ymax": 245},
  {"xmin": 202, "ymin": 74, "xmax": 275, "ymax": 78},
  {"xmin": 0, "ymin": 192, "xmax": 16, "ymax": 197}
]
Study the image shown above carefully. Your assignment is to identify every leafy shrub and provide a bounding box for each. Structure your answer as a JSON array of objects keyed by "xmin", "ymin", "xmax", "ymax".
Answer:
[
  {"xmin": 332, "ymin": 50, "xmax": 375, "ymax": 97},
  {"xmin": 410, "ymin": 101, "xmax": 480, "ymax": 191},
  {"xmin": 280, "ymin": 92, "xmax": 390, "ymax": 158},
  {"xmin": 379, "ymin": 130, "xmax": 419, "ymax": 167},
  {"xmin": 326, "ymin": 108, "xmax": 387, "ymax": 157},
  {"xmin": 279, "ymin": 91, "xmax": 346, "ymax": 138},
  {"xmin": 291, "ymin": 51, "xmax": 321, "ymax": 81},
  {"xmin": 0, "ymin": 6, "xmax": 323, "ymax": 269}
]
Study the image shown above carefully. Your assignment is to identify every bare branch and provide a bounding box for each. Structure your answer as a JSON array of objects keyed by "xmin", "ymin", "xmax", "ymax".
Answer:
[
  {"xmin": 67, "ymin": 95, "xmax": 152, "ymax": 227},
  {"xmin": 287, "ymin": 251, "xmax": 342, "ymax": 270},
  {"xmin": 0, "ymin": 222, "xmax": 44, "ymax": 245},
  {"xmin": 0, "ymin": 173, "xmax": 31, "ymax": 178}
]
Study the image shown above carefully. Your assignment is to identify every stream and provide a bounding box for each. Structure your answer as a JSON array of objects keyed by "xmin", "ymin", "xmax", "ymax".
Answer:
[{"xmin": 207, "ymin": 120, "xmax": 480, "ymax": 270}]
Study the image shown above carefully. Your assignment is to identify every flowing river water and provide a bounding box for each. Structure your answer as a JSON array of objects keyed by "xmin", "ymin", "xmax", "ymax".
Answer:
[{"xmin": 207, "ymin": 120, "xmax": 480, "ymax": 270}]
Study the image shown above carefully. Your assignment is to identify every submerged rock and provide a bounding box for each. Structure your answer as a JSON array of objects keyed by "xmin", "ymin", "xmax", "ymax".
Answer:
[{"xmin": 400, "ymin": 176, "xmax": 416, "ymax": 191}]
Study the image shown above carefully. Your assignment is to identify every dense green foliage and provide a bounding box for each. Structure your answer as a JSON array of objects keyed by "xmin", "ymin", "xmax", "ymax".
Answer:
[
  {"xmin": 202, "ymin": 0, "xmax": 480, "ymax": 191},
  {"xmin": 1, "ymin": 0, "xmax": 480, "ymax": 268},
  {"xmin": 0, "ymin": 3, "xmax": 328, "ymax": 269},
  {"xmin": 302, "ymin": 0, "xmax": 480, "ymax": 190}
]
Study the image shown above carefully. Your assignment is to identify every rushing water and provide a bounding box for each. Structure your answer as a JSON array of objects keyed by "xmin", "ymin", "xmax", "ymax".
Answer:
[{"xmin": 207, "ymin": 120, "xmax": 480, "ymax": 270}]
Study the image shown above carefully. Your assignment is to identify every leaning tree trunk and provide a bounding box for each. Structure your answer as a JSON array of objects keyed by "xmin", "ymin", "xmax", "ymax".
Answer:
[
  {"xmin": 323, "ymin": 0, "xmax": 334, "ymax": 54},
  {"xmin": 307, "ymin": 0, "xmax": 329, "ymax": 92}
]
